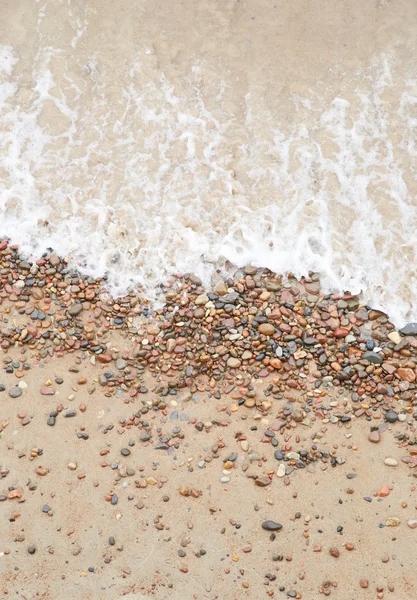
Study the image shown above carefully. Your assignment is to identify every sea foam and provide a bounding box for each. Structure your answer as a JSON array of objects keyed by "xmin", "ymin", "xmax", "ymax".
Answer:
[{"xmin": 1, "ymin": 44, "xmax": 416, "ymax": 325}]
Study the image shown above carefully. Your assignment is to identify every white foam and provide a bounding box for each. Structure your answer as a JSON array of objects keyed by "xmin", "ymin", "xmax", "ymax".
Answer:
[{"xmin": 0, "ymin": 45, "xmax": 416, "ymax": 325}]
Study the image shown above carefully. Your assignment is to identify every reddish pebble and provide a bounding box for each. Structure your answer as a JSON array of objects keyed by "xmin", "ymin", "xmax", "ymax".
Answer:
[{"xmin": 98, "ymin": 354, "xmax": 112, "ymax": 363}]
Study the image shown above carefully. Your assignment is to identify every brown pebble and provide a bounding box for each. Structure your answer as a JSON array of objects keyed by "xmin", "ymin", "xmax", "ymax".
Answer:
[
  {"xmin": 360, "ymin": 580, "xmax": 369, "ymax": 589},
  {"xmin": 368, "ymin": 431, "xmax": 381, "ymax": 443},
  {"xmin": 329, "ymin": 547, "xmax": 339, "ymax": 558}
]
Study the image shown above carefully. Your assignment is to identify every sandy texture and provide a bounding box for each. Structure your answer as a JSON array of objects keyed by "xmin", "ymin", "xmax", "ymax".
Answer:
[{"xmin": 1, "ymin": 338, "xmax": 417, "ymax": 599}]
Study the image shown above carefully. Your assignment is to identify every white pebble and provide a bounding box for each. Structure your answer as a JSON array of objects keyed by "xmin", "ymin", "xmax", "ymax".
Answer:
[
  {"xmin": 277, "ymin": 464, "xmax": 286, "ymax": 478},
  {"xmin": 220, "ymin": 476, "xmax": 230, "ymax": 483},
  {"xmin": 384, "ymin": 458, "xmax": 398, "ymax": 467}
]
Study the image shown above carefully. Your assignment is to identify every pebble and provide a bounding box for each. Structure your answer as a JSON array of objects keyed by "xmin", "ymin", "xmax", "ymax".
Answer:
[
  {"xmin": 385, "ymin": 517, "xmax": 400, "ymax": 527},
  {"xmin": 384, "ymin": 458, "xmax": 397, "ymax": 467},
  {"xmin": 262, "ymin": 521, "xmax": 282, "ymax": 531},
  {"xmin": 9, "ymin": 387, "xmax": 22, "ymax": 398},
  {"xmin": 220, "ymin": 476, "xmax": 230, "ymax": 483},
  {"xmin": 407, "ymin": 520, "xmax": 417, "ymax": 529},
  {"xmin": 384, "ymin": 409, "xmax": 398, "ymax": 423},
  {"xmin": 400, "ymin": 323, "xmax": 417, "ymax": 335},
  {"xmin": 277, "ymin": 464, "xmax": 286, "ymax": 478},
  {"xmin": 368, "ymin": 430, "xmax": 381, "ymax": 443}
]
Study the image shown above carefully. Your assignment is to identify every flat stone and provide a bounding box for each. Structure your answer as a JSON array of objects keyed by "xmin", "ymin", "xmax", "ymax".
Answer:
[
  {"xmin": 68, "ymin": 304, "xmax": 83, "ymax": 316},
  {"xmin": 385, "ymin": 517, "xmax": 400, "ymax": 527},
  {"xmin": 255, "ymin": 477, "xmax": 271, "ymax": 487},
  {"xmin": 276, "ymin": 464, "xmax": 286, "ymax": 478},
  {"xmin": 40, "ymin": 386, "xmax": 55, "ymax": 396},
  {"xmin": 400, "ymin": 323, "xmax": 417, "ymax": 335},
  {"xmin": 9, "ymin": 387, "xmax": 22, "ymax": 398},
  {"xmin": 262, "ymin": 520, "xmax": 282, "ymax": 531},
  {"xmin": 362, "ymin": 351, "xmax": 383, "ymax": 364},
  {"xmin": 388, "ymin": 331, "xmax": 402, "ymax": 345},
  {"xmin": 214, "ymin": 282, "xmax": 228, "ymax": 296},
  {"xmin": 384, "ymin": 458, "xmax": 398, "ymax": 467},
  {"xmin": 368, "ymin": 430, "xmax": 381, "ymax": 443},
  {"xmin": 397, "ymin": 368, "xmax": 416, "ymax": 383}
]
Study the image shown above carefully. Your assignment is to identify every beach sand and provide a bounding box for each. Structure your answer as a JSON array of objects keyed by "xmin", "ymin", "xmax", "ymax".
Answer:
[{"xmin": 1, "ymin": 244, "xmax": 417, "ymax": 599}]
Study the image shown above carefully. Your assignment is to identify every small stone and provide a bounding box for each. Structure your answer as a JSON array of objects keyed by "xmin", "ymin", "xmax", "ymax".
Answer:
[
  {"xmin": 262, "ymin": 521, "xmax": 282, "ymax": 531},
  {"xmin": 255, "ymin": 477, "xmax": 271, "ymax": 487},
  {"xmin": 68, "ymin": 304, "xmax": 83, "ymax": 316},
  {"xmin": 220, "ymin": 476, "xmax": 230, "ymax": 483},
  {"xmin": 400, "ymin": 323, "xmax": 417, "ymax": 335},
  {"xmin": 385, "ymin": 517, "xmax": 400, "ymax": 527},
  {"xmin": 9, "ymin": 387, "xmax": 22, "ymax": 398},
  {"xmin": 68, "ymin": 462, "xmax": 77, "ymax": 470},
  {"xmin": 109, "ymin": 536, "xmax": 115, "ymax": 545},
  {"xmin": 121, "ymin": 448, "xmax": 130, "ymax": 456},
  {"xmin": 360, "ymin": 580, "xmax": 368, "ymax": 589},
  {"xmin": 384, "ymin": 409, "xmax": 398, "ymax": 423},
  {"xmin": 388, "ymin": 331, "xmax": 402, "ymax": 344},
  {"xmin": 40, "ymin": 386, "xmax": 55, "ymax": 396},
  {"xmin": 227, "ymin": 357, "xmax": 241, "ymax": 368},
  {"xmin": 407, "ymin": 520, "xmax": 417, "ymax": 529},
  {"xmin": 47, "ymin": 417, "xmax": 55, "ymax": 426},
  {"xmin": 27, "ymin": 546, "xmax": 36, "ymax": 555},
  {"xmin": 362, "ymin": 351, "xmax": 383, "ymax": 364},
  {"xmin": 397, "ymin": 368, "xmax": 416, "ymax": 383},
  {"xmin": 378, "ymin": 485, "xmax": 391, "ymax": 498},
  {"xmin": 368, "ymin": 430, "xmax": 381, "ymax": 443},
  {"xmin": 384, "ymin": 458, "xmax": 397, "ymax": 467},
  {"xmin": 258, "ymin": 323, "xmax": 275, "ymax": 336},
  {"xmin": 277, "ymin": 464, "xmax": 286, "ymax": 478},
  {"xmin": 329, "ymin": 547, "xmax": 339, "ymax": 558},
  {"xmin": 334, "ymin": 328, "xmax": 349, "ymax": 338},
  {"xmin": 97, "ymin": 354, "xmax": 112, "ymax": 364}
]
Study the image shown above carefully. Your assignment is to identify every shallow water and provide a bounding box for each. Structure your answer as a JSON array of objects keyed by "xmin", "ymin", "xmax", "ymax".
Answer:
[{"xmin": 1, "ymin": 0, "xmax": 417, "ymax": 324}]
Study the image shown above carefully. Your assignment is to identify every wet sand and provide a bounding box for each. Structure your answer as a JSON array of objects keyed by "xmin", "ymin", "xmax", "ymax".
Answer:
[{"xmin": 1, "ymin": 244, "xmax": 417, "ymax": 599}]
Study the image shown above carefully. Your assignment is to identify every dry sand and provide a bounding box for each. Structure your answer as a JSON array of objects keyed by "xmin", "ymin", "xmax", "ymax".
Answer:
[{"xmin": 1, "ymin": 335, "xmax": 417, "ymax": 599}]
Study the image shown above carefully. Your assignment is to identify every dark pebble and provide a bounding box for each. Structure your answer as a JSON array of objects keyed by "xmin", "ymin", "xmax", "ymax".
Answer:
[
  {"xmin": 109, "ymin": 536, "xmax": 115, "ymax": 545},
  {"xmin": 121, "ymin": 448, "xmax": 130, "ymax": 456},
  {"xmin": 262, "ymin": 520, "xmax": 282, "ymax": 531},
  {"xmin": 47, "ymin": 417, "xmax": 56, "ymax": 426},
  {"xmin": 27, "ymin": 546, "xmax": 36, "ymax": 554},
  {"xmin": 385, "ymin": 409, "xmax": 398, "ymax": 423}
]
